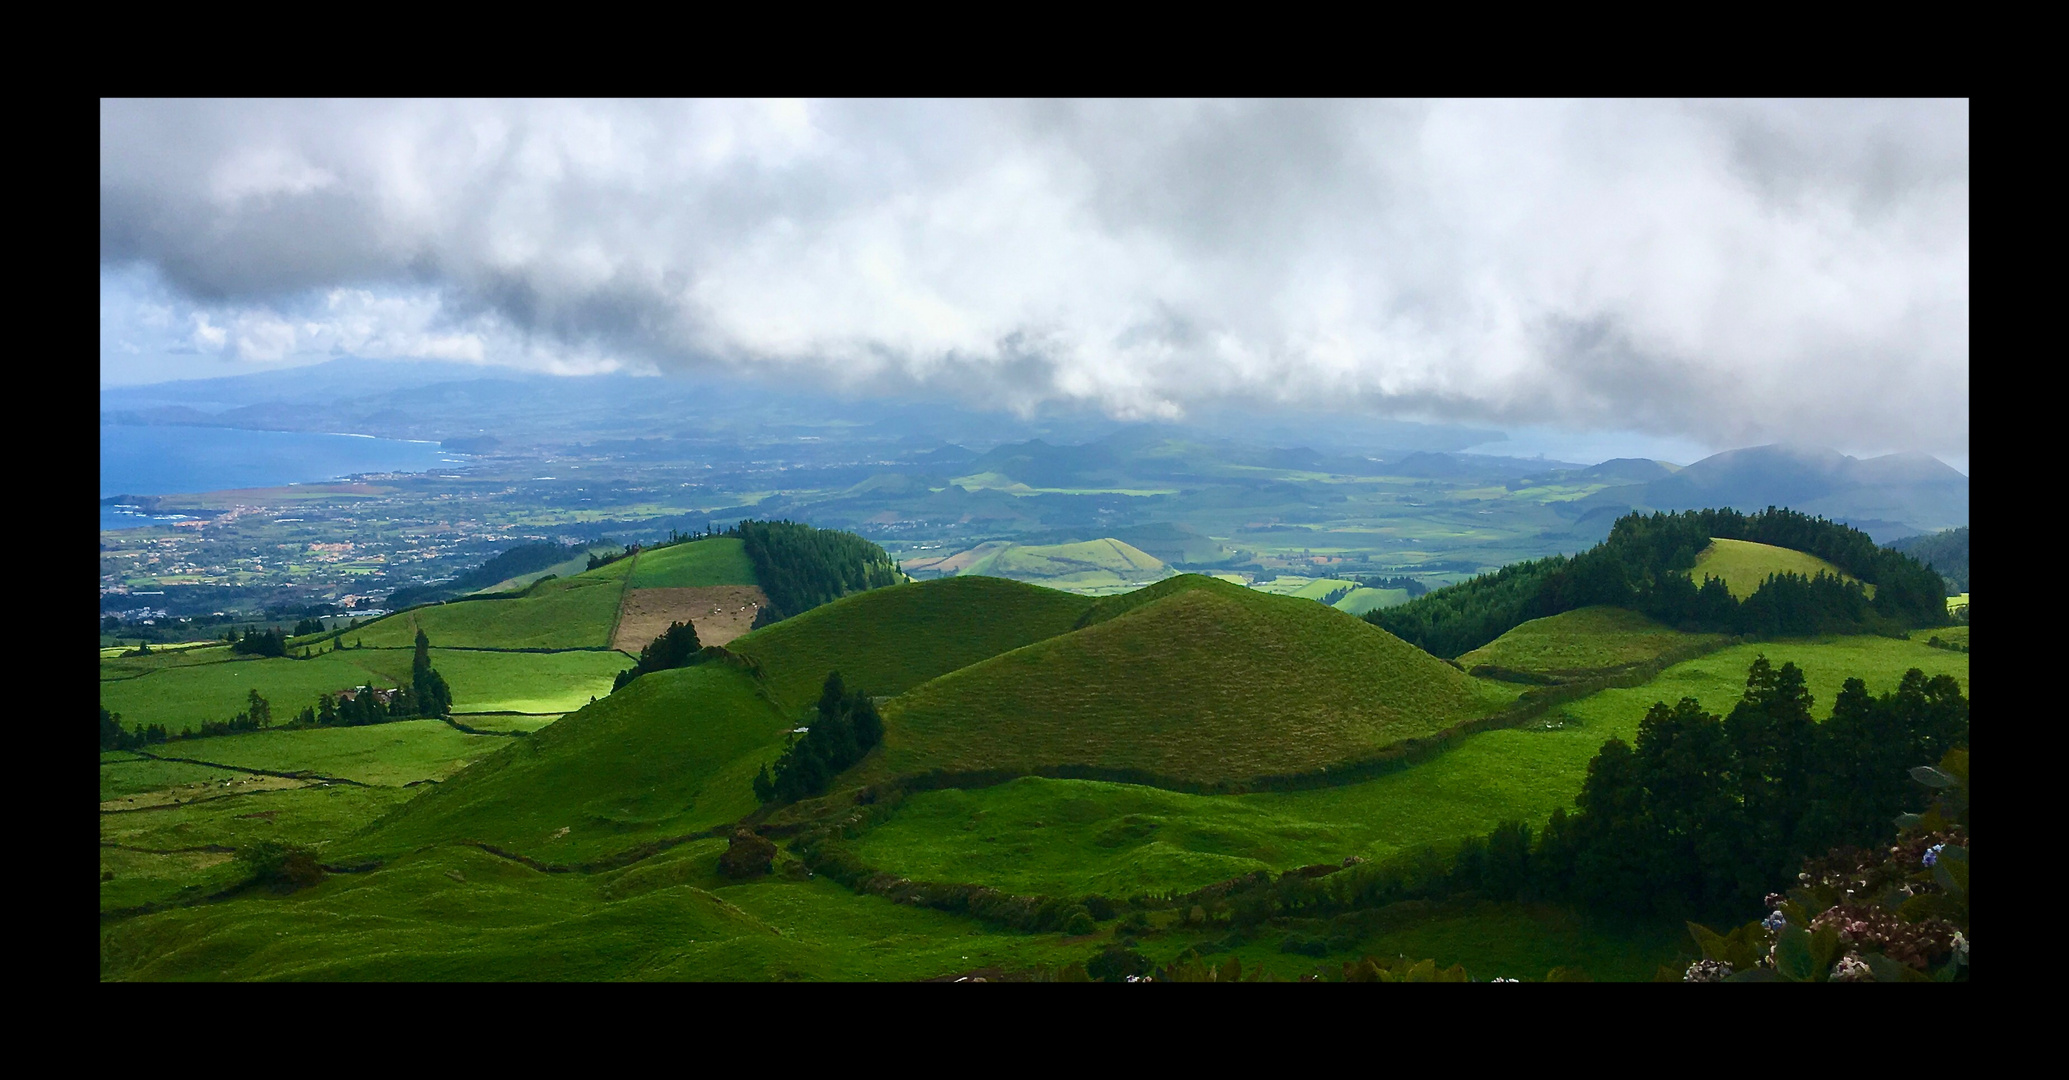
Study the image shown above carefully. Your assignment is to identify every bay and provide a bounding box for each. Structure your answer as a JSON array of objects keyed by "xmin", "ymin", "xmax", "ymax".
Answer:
[{"xmin": 100, "ymin": 425, "xmax": 466, "ymax": 530}]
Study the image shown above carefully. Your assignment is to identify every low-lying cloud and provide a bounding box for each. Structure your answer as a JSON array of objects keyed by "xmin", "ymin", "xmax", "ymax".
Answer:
[{"xmin": 99, "ymin": 98, "xmax": 1968, "ymax": 454}]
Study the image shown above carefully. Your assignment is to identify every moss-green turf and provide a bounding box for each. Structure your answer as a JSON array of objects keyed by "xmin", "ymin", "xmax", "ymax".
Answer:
[
  {"xmin": 1457, "ymin": 605, "xmax": 1730, "ymax": 677},
  {"xmin": 626, "ymin": 537, "xmax": 759, "ymax": 589},
  {"xmin": 729, "ymin": 575, "xmax": 1096, "ymax": 713},
  {"xmin": 863, "ymin": 584, "xmax": 1512, "ymax": 788}
]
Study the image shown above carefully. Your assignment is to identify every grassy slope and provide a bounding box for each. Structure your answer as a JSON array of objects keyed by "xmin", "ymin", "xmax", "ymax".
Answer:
[
  {"xmin": 728, "ymin": 575, "xmax": 1096, "ymax": 713},
  {"xmin": 100, "ymin": 840, "xmax": 1111, "ymax": 981},
  {"xmin": 627, "ymin": 537, "xmax": 759, "ymax": 589},
  {"xmin": 1691, "ymin": 537, "xmax": 1862, "ymax": 599},
  {"xmin": 1333, "ymin": 587, "xmax": 1410, "ymax": 616},
  {"xmin": 142, "ymin": 721, "xmax": 503, "ymax": 787},
  {"xmin": 351, "ymin": 557, "xmax": 634, "ymax": 650},
  {"xmin": 864, "ymin": 585, "xmax": 1510, "ymax": 788},
  {"xmin": 852, "ymin": 634, "xmax": 1968, "ymax": 899},
  {"xmin": 102, "ymin": 786, "xmax": 415, "ymax": 914},
  {"xmin": 345, "ymin": 663, "xmax": 793, "ymax": 865},
  {"xmin": 101, "ymin": 652, "xmax": 404, "ymax": 734},
  {"xmin": 99, "ymin": 648, "xmax": 626, "ymax": 732},
  {"xmin": 348, "ymin": 648, "xmax": 627, "ymax": 714},
  {"xmin": 1456, "ymin": 606, "xmax": 1730, "ymax": 677}
]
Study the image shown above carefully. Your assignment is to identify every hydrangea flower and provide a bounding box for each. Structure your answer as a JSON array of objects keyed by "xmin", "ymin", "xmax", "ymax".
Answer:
[
  {"xmin": 1923, "ymin": 843, "xmax": 1945, "ymax": 868},
  {"xmin": 1490, "ymin": 977, "xmax": 1519, "ymax": 983},
  {"xmin": 1762, "ymin": 910, "xmax": 1787, "ymax": 932},
  {"xmin": 1683, "ymin": 959, "xmax": 1733, "ymax": 983},
  {"xmin": 1831, "ymin": 954, "xmax": 1874, "ymax": 982},
  {"xmin": 1951, "ymin": 932, "xmax": 1968, "ymax": 963}
]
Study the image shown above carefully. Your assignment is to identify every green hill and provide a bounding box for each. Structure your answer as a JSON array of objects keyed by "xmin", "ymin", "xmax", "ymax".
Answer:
[
  {"xmin": 1332, "ymin": 587, "xmax": 1410, "ymax": 616},
  {"xmin": 1456, "ymin": 606, "xmax": 1730, "ymax": 680},
  {"xmin": 1690, "ymin": 538, "xmax": 1864, "ymax": 599},
  {"xmin": 861, "ymin": 585, "xmax": 1512, "ymax": 789},
  {"xmin": 958, "ymin": 538, "xmax": 1170, "ymax": 592},
  {"xmin": 351, "ymin": 558, "xmax": 634, "ymax": 650},
  {"xmin": 628, "ymin": 537, "xmax": 759, "ymax": 589},
  {"xmin": 345, "ymin": 662, "xmax": 792, "ymax": 865},
  {"xmin": 729, "ymin": 575, "xmax": 1096, "ymax": 712}
]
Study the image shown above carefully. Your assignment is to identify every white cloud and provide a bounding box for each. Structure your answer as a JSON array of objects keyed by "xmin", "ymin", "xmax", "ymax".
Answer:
[{"xmin": 99, "ymin": 99, "xmax": 1969, "ymax": 455}]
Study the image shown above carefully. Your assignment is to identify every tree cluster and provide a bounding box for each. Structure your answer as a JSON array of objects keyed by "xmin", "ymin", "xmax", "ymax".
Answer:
[
  {"xmin": 753, "ymin": 671, "xmax": 884, "ymax": 804},
  {"xmin": 1886, "ymin": 525, "xmax": 1968, "ymax": 595},
  {"xmin": 229, "ymin": 627, "xmax": 289, "ymax": 657},
  {"xmin": 613, "ymin": 619, "xmax": 702, "ymax": 691},
  {"xmin": 736, "ymin": 520, "xmax": 903, "ymax": 623},
  {"xmin": 1173, "ymin": 656, "xmax": 1967, "ymax": 931},
  {"xmin": 1370, "ymin": 508, "xmax": 1952, "ymax": 657},
  {"xmin": 99, "ymin": 707, "xmax": 168, "ymax": 752}
]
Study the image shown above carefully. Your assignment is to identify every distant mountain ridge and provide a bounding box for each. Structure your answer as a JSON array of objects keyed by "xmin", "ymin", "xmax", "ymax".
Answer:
[{"xmin": 1635, "ymin": 445, "xmax": 1967, "ymax": 541}]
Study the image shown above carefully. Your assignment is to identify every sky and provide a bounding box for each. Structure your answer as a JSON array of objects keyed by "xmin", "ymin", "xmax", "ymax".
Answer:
[{"xmin": 100, "ymin": 99, "xmax": 1969, "ymax": 469}]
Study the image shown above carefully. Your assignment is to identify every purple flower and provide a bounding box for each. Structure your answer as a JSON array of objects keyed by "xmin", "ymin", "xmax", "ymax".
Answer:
[{"xmin": 1923, "ymin": 843, "xmax": 1945, "ymax": 868}]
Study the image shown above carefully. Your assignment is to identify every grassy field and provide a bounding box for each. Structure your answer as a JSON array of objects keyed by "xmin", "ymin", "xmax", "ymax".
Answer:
[
  {"xmin": 851, "ymin": 632, "xmax": 1970, "ymax": 899},
  {"xmin": 1456, "ymin": 606, "xmax": 1730, "ymax": 678},
  {"xmin": 627, "ymin": 537, "xmax": 759, "ymax": 589},
  {"xmin": 101, "ymin": 643, "xmax": 244, "ymax": 681},
  {"xmin": 729, "ymin": 575, "xmax": 1096, "ymax": 713},
  {"xmin": 140, "ymin": 721, "xmax": 504, "ymax": 787},
  {"xmin": 348, "ymin": 648, "xmax": 627, "ymax": 714},
  {"xmin": 1332, "ymin": 587, "xmax": 1410, "ymax": 616},
  {"xmin": 1690, "ymin": 538, "xmax": 1863, "ymax": 599},
  {"xmin": 99, "ymin": 840, "xmax": 1123, "ymax": 981},
  {"xmin": 1948, "ymin": 592, "xmax": 1969, "ymax": 614},
  {"xmin": 349, "ymin": 559, "xmax": 633, "ymax": 650},
  {"xmin": 959, "ymin": 538, "xmax": 1171, "ymax": 592},
  {"xmin": 862, "ymin": 585, "xmax": 1516, "ymax": 788},
  {"xmin": 101, "ymin": 752, "xmax": 245, "ymax": 799},
  {"xmin": 99, "ymin": 647, "xmax": 623, "ymax": 732},
  {"xmin": 101, "ymin": 652, "xmax": 402, "ymax": 734},
  {"xmin": 102, "ymin": 785, "xmax": 416, "ymax": 914},
  {"xmin": 1915, "ymin": 625, "xmax": 1968, "ymax": 650},
  {"xmin": 344, "ymin": 664, "xmax": 794, "ymax": 865}
]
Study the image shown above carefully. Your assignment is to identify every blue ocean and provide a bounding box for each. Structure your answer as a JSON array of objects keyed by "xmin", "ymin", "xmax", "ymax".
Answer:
[{"xmin": 100, "ymin": 425, "xmax": 464, "ymax": 530}]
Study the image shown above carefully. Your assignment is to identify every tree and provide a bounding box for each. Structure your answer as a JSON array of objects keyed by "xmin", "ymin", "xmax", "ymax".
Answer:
[
  {"xmin": 718, "ymin": 829, "xmax": 778, "ymax": 878},
  {"xmin": 411, "ymin": 629, "xmax": 453, "ymax": 717}
]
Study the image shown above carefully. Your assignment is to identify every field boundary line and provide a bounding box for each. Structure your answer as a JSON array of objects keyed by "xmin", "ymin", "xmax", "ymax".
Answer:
[
  {"xmin": 130, "ymin": 749, "xmax": 377, "ymax": 788},
  {"xmin": 605, "ymin": 549, "xmax": 638, "ymax": 649}
]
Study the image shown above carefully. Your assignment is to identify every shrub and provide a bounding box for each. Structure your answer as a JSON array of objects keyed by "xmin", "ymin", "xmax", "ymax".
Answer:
[
  {"xmin": 718, "ymin": 829, "xmax": 778, "ymax": 879},
  {"xmin": 236, "ymin": 841, "xmax": 325, "ymax": 891},
  {"xmin": 1064, "ymin": 911, "xmax": 1096, "ymax": 936},
  {"xmin": 1087, "ymin": 944, "xmax": 1150, "ymax": 983}
]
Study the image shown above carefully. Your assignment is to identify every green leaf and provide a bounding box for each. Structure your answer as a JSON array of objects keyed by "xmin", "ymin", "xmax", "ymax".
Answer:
[
  {"xmin": 1934, "ymin": 848, "xmax": 1969, "ymax": 897},
  {"xmin": 1775, "ymin": 924, "xmax": 1815, "ymax": 981},
  {"xmin": 1809, "ymin": 924, "xmax": 1842, "ymax": 979},
  {"xmin": 1893, "ymin": 812, "xmax": 1923, "ymax": 830},
  {"xmin": 1910, "ymin": 765, "xmax": 1957, "ymax": 788},
  {"xmin": 1866, "ymin": 953, "xmax": 1930, "ymax": 983},
  {"xmin": 1724, "ymin": 967, "xmax": 1784, "ymax": 982},
  {"xmin": 1687, "ymin": 921, "xmax": 1732, "ymax": 963}
]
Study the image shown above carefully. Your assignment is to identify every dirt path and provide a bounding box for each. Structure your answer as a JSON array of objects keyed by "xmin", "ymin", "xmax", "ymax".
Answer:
[{"xmin": 612, "ymin": 585, "xmax": 771, "ymax": 651}]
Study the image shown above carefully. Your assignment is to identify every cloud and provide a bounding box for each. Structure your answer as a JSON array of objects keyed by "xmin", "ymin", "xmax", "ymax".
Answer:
[{"xmin": 99, "ymin": 99, "xmax": 1968, "ymax": 454}]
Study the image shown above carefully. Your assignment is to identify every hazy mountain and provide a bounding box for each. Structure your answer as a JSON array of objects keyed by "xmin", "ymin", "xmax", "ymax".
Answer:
[{"xmin": 1640, "ymin": 444, "xmax": 1967, "ymax": 541}]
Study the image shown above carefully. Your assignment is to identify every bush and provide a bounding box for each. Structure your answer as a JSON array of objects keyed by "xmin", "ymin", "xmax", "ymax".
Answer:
[
  {"xmin": 1279, "ymin": 932, "xmax": 1329, "ymax": 958},
  {"xmin": 236, "ymin": 841, "xmax": 325, "ymax": 890},
  {"xmin": 1064, "ymin": 911, "xmax": 1096, "ymax": 936},
  {"xmin": 1083, "ymin": 894, "xmax": 1117, "ymax": 921},
  {"xmin": 718, "ymin": 829, "xmax": 778, "ymax": 879},
  {"xmin": 1087, "ymin": 944, "xmax": 1150, "ymax": 983}
]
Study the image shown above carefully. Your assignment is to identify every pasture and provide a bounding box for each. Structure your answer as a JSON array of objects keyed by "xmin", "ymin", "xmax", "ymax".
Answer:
[
  {"xmin": 344, "ymin": 663, "xmax": 794, "ymax": 865},
  {"xmin": 1690, "ymin": 537, "xmax": 1863, "ymax": 599},
  {"xmin": 850, "ymin": 632, "xmax": 1969, "ymax": 899},
  {"xmin": 1456, "ymin": 606, "xmax": 1729, "ymax": 678},
  {"xmin": 730, "ymin": 575, "xmax": 1096, "ymax": 713},
  {"xmin": 863, "ymin": 585, "xmax": 1515, "ymax": 788},
  {"xmin": 349, "ymin": 559, "xmax": 632, "ymax": 650},
  {"xmin": 627, "ymin": 537, "xmax": 759, "ymax": 589},
  {"xmin": 613, "ymin": 585, "xmax": 770, "ymax": 651},
  {"xmin": 140, "ymin": 721, "xmax": 503, "ymax": 787}
]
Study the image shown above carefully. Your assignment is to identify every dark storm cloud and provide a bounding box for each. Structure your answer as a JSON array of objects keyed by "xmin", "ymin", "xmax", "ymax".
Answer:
[{"xmin": 98, "ymin": 99, "xmax": 1968, "ymax": 454}]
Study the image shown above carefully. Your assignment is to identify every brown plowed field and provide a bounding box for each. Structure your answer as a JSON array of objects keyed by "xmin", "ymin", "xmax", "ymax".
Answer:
[{"xmin": 613, "ymin": 585, "xmax": 770, "ymax": 651}]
